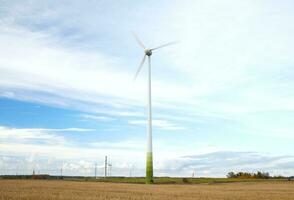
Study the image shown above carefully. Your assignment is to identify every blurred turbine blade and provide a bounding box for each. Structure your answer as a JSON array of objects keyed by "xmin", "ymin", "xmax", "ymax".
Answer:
[
  {"xmin": 132, "ymin": 32, "xmax": 146, "ymax": 49},
  {"xmin": 151, "ymin": 41, "xmax": 179, "ymax": 51},
  {"xmin": 134, "ymin": 55, "xmax": 146, "ymax": 80}
]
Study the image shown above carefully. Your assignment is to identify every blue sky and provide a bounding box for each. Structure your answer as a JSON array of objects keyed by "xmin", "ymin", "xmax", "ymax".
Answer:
[{"xmin": 0, "ymin": 0, "xmax": 294, "ymax": 177}]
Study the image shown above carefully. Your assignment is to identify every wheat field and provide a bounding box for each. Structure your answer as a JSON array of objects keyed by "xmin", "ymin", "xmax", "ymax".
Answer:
[{"xmin": 1, "ymin": 180, "xmax": 294, "ymax": 200}]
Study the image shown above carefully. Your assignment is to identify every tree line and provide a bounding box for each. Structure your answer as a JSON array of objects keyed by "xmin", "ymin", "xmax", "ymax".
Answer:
[{"xmin": 226, "ymin": 171, "xmax": 286, "ymax": 179}]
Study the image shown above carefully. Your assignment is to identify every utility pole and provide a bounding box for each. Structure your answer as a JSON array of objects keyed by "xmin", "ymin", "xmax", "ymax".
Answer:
[
  {"xmin": 104, "ymin": 156, "xmax": 107, "ymax": 178},
  {"xmin": 129, "ymin": 165, "xmax": 135, "ymax": 177},
  {"xmin": 108, "ymin": 163, "xmax": 112, "ymax": 177},
  {"xmin": 95, "ymin": 163, "xmax": 97, "ymax": 179}
]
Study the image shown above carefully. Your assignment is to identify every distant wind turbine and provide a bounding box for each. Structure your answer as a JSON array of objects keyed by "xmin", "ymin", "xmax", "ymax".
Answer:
[{"xmin": 133, "ymin": 32, "xmax": 178, "ymax": 184}]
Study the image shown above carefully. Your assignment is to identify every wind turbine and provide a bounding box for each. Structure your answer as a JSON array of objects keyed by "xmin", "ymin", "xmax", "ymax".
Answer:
[{"xmin": 133, "ymin": 33, "xmax": 177, "ymax": 184}]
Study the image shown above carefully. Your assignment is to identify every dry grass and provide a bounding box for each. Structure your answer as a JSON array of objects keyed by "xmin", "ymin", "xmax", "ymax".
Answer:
[{"xmin": 1, "ymin": 180, "xmax": 294, "ymax": 200}]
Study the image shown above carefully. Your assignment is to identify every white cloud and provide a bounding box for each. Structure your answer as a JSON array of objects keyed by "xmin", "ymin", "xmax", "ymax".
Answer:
[
  {"xmin": 1, "ymin": 0, "xmax": 294, "ymax": 119},
  {"xmin": 55, "ymin": 128, "xmax": 94, "ymax": 132},
  {"xmin": 0, "ymin": 24, "xmax": 193, "ymax": 113},
  {"xmin": 80, "ymin": 114, "xmax": 115, "ymax": 122},
  {"xmin": 149, "ymin": 0, "xmax": 294, "ymax": 116},
  {"xmin": 0, "ymin": 126, "xmax": 94, "ymax": 145},
  {"xmin": 0, "ymin": 126, "xmax": 64, "ymax": 144},
  {"xmin": 128, "ymin": 119, "xmax": 185, "ymax": 131},
  {"xmin": 1, "ymin": 1, "xmax": 293, "ymax": 132},
  {"xmin": 90, "ymin": 140, "xmax": 144, "ymax": 150},
  {"xmin": 159, "ymin": 151, "xmax": 294, "ymax": 177},
  {"xmin": 0, "ymin": 125, "xmax": 144, "ymax": 162}
]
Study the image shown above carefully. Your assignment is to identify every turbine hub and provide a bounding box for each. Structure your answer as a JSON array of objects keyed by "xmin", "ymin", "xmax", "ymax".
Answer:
[{"xmin": 145, "ymin": 49, "xmax": 152, "ymax": 56}]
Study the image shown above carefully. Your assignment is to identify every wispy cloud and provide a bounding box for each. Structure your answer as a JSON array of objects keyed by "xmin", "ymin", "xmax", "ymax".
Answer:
[
  {"xmin": 128, "ymin": 119, "xmax": 185, "ymax": 130},
  {"xmin": 0, "ymin": 126, "xmax": 64, "ymax": 144},
  {"xmin": 90, "ymin": 140, "xmax": 144, "ymax": 150},
  {"xmin": 159, "ymin": 151, "xmax": 294, "ymax": 177},
  {"xmin": 0, "ymin": 23, "xmax": 192, "ymax": 111},
  {"xmin": 80, "ymin": 114, "xmax": 115, "ymax": 122},
  {"xmin": 0, "ymin": 126, "xmax": 94, "ymax": 145}
]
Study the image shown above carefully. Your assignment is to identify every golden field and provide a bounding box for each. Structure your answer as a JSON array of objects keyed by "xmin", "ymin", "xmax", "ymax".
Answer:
[{"xmin": 0, "ymin": 180, "xmax": 294, "ymax": 200}]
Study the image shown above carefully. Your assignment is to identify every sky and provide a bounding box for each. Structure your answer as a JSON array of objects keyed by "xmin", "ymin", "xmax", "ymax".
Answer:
[{"xmin": 0, "ymin": 0, "xmax": 294, "ymax": 177}]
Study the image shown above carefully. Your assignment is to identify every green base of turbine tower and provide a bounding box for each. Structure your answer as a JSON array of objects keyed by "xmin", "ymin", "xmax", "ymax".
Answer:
[{"xmin": 146, "ymin": 152, "xmax": 153, "ymax": 184}]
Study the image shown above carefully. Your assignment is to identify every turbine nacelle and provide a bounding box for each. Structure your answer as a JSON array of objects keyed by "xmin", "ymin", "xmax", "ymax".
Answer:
[
  {"xmin": 132, "ymin": 32, "xmax": 178, "ymax": 80},
  {"xmin": 144, "ymin": 49, "xmax": 152, "ymax": 56}
]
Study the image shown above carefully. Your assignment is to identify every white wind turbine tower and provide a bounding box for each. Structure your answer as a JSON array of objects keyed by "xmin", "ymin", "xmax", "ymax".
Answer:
[{"xmin": 133, "ymin": 33, "xmax": 178, "ymax": 184}]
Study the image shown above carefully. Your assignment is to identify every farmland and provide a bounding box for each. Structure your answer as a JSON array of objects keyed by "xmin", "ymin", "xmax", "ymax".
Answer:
[{"xmin": 1, "ymin": 179, "xmax": 294, "ymax": 200}]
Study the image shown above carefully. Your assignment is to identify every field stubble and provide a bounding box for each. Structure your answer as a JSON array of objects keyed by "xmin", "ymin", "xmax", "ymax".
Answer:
[{"xmin": 1, "ymin": 180, "xmax": 294, "ymax": 200}]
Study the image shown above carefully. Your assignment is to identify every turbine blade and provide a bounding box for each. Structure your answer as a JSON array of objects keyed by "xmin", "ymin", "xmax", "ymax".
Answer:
[
  {"xmin": 150, "ymin": 41, "xmax": 179, "ymax": 51},
  {"xmin": 132, "ymin": 32, "xmax": 146, "ymax": 49},
  {"xmin": 134, "ymin": 55, "xmax": 146, "ymax": 80}
]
